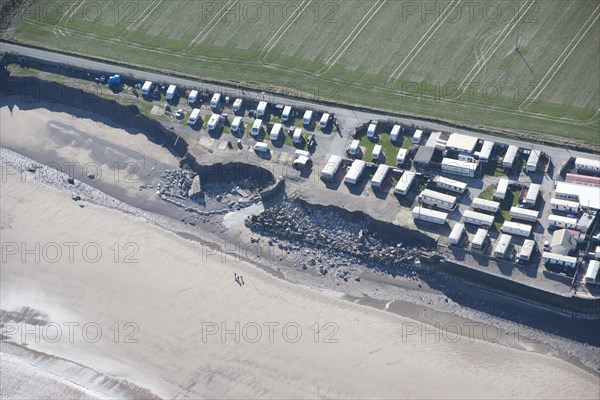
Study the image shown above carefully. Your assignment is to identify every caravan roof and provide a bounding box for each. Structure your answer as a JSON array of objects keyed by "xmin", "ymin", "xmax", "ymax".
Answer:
[
  {"xmin": 188, "ymin": 90, "xmax": 199, "ymax": 104},
  {"xmin": 251, "ymin": 119, "xmax": 263, "ymax": 136},
  {"xmin": 412, "ymin": 129, "xmax": 423, "ymax": 144},
  {"xmin": 282, "ymin": 106, "xmax": 292, "ymax": 120},
  {"xmin": 188, "ymin": 108, "xmax": 201, "ymax": 125},
  {"xmin": 390, "ymin": 125, "xmax": 401, "ymax": 141},
  {"xmin": 233, "ymin": 98, "xmax": 243, "ymax": 111},
  {"xmin": 257, "ymin": 101, "xmax": 268, "ymax": 116},
  {"xmin": 292, "ymin": 128, "xmax": 303, "ymax": 143},
  {"xmin": 303, "ymin": 110, "xmax": 313, "ymax": 124},
  {"xmin": 320, "ymin": 113, "xmax": 330, "ymax": 128},
  {"xmin": 141, "ymin": 81, "xmax": 153, "ymax": 95},
  {"xmin": 207, "ymin": 113, "xmax": 220, "ymax": 130},
  {"xmin": 270, "ymin": 123, "xmax": 282, "ymax": 140},
  {"xmin": 166, "ymin": 85, "xmax": 176, "ymax": 100},
  {"xmin": 231, "ymin": 116, "xmax": 242, "ymax": 132},
  {"xmin": 371, "ymin": 164, "xmax": 390, "ymax": 188}
]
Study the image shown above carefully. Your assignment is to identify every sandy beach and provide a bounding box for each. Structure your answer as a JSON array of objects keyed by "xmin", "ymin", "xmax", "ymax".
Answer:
[{"xmin": 1, "ymin": 104, "xmax": 600, "ymax": 399}]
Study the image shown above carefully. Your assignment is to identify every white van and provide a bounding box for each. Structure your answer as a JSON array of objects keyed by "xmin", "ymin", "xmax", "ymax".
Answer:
[
  {"xmin": 367, "ymin": 122, "xmax": 377, "ymax": 139},
  {"xmin": 320, "ymin": 113, "xmax": 330, "ymax": 129},
  {"xmin": 141, "ymin": 81, "xmax": 153, "ymax": 96},
  {"xmin": 233, "ymin": 98, "xmax": 243, "ymax": 112},
  {"xmin": 210, "ymin": 93, "xmax": 221, "ymax": 108},
  {"xmin": 292, "ymin": 128, "xmax": 303, "ymax": 144},
  {"xmin": 207, "ymin": 113, "xmax": 220, "ymax": 130},
  {"xmin": 253, "ymin": 142, "xmax": 269, "ymax": 153},
  {"xmin": 166, "ymin": 85, "xmax": 176, "ymax": 100},
  {"xmin": 282, "ymin": 106, "xmax": 292, "ymax": 122},
  {"xmin": 188, "ymin": 90, "xmax": 198, "ymax": 104},
  {"xmin": 270, "ymin": 123, "xmax": 282, "ymax": 141},
  {"xmin": 251, "ymin": 119, "xmax": 262, "ymax": 137},
  {"xmin": 231, "ymin": 116, "xmax": 243, "ymax": 133},
  {"xmin": 303, "ymin": 110, "xmax": 313, "ymax": 125},
  {"xmin": 390, "ymin": 125, "xmax": 401, "ymax": 142},
  {"xmin": 188, "ymin": 108, "xmax": 201, "ymax": 126},
  {"xmin": 372, "ymin": 145, "xmax": 383, "ymax": 162},
  {"xmin": 257, "ymin": 101, "xmax": 268, "ymax": 117}
]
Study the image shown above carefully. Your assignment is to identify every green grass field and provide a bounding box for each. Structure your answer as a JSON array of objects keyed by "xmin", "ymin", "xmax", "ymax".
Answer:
[{"xmin": 7, "ymin": 0, "xmax": 600, "ymax": 145}]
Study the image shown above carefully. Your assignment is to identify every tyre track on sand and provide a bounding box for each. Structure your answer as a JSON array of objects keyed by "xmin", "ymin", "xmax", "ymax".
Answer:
[
  {"xmin": 387, "ymin": 0, "xmax": 461, "ymax": 85},
  {"xmin": 257, "ymin": 0, "xmax": 311, "ymax": 64},
  {"xmin": 520, "ymin": 5, "xmax": 600, "ymax": 109},
  {"xmin": 320, "ymin": 0, "xmax": 387, "ymax": 74},
  {"xmin": 457, "ymin": 0, "xmax": 536, "ymax": 92}
]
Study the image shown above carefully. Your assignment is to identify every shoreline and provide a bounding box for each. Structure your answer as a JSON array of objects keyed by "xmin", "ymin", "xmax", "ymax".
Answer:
[{"xmin": 1, "ymin": 145, "xmax": 599, "ymax": 378}]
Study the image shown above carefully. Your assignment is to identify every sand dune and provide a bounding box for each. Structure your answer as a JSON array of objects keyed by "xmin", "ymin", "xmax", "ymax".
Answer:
[{"xmin": 1, "ymin": 165, "xmax": 599, "ymax": 399}]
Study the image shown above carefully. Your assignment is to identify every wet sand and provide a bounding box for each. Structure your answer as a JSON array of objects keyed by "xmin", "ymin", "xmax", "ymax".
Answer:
[{"xmin": 1, "ymin": 105, "xmax": 600, "ymax": 399}]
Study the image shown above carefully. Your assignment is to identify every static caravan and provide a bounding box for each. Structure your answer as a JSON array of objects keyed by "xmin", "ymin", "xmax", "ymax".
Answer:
[
  {"xmin": 207, "ymin": 113, "xmax": 220, "ymax": 130},
  {"xmin": 390, "ymin": 125, "xmax": 401, "ymax": 142},
  {"xmin": 367, "ymin": 122, "xmax": 378, "ymax": 139},
  {"xmin": 257, "ymin": 101, "xmax": 268, "ymax": 117},
  {"xmin": 320, "ymin": 155, "xmax": 343, "ymax": 182},
  {"xmin": 188, "ymin": 90, "xmax": 199, "ymax": 104},
  {"xmin": 141, "ymin": 81, "xmax": 153, "ymax": 95},
  {"xmin": 303, "ymin": 110, "xmax": 313, "ymax": 125},
  {"xmin": 293, "ymin": 155, "xmax": 310, "ymax": 170},
  {"xmin": 253, "ymin": 142, "xmax": 269, "ymax": 153},
  {"xmin": 463, "ymin": 210, "xmax": 494, "ymax": 228},
  {"xmin": 344, "ymin": 160, "xmax": 366, "ymax": 184},
  {"xmin": 433, "ymin": 175, "xmax": 467, "ymax": 194},
  {"xmin": 294, "ymin": 149, "xmax": 311, "ymax": 159},
  {"xmin": 494, "ymin": 178, "xmax": 509, "ymax": 200},
  {"xmin": 320, "ymin": 113, "xmax": 330, "ymax": 129},
  {"xmin": 524, "ymin": 183, "xmax": 540, "ymax": 205},
  {"xmin": 166, "ymin": 85, "xmax": 177, "ymax": 100},
  {"xmin": 231, "ymin": 116, "xmax": 243, "ymax": 133},
  {"xmin": 372, "ymin": 145, "xmax": 383, "ymax": 162},
  {"xmin": 575, "ymin": 157, "xmax": 600, "ymax": 173},
  {"xmin": 502, "ymin": 145, "xmax": 518, "ymax": 168},
  {"xmin": 471, "ymin": 198, "xmax": 500, "ymax": 214},
  {"xmin": 501, "ymin": 221, "xmax": 532, "ymax": 237},
  {"xmin": 548, "ymin": 215, "xmax": 577, "ymax": 229},
  {"xmin": 526, "ymin": 150, "xmax": 541, "ymax": 172},
  {"xmin": 509, "ymin": 206, "xmax": 538, "ymax": 222},
  {"xmin": 566, "ymin": 173, "xmax": 600, "ymax": 187},
  {"xmin": 270, "ymin": 123, "xmax": 283, "ymax": 141},
  {"xmin": 517, "ymin": 239, "xmax": 536, "ymax": 262},
  {"xmin": 396, "ymin": 148, "xmax": 407, "ymax": 166},
  {"xmin": 448, "ymin": 223, "xmax": 465, "ymax": 246},
  {"xmin": 371, "ymin": 164, "xmax": 390, "ymax": 190},
  {"xmin": 550, "ymin": 198, "xmax": 579, "ymax": 213},
  {"xmin": 282, "ymin": 106, "xmax": 292, "ymax": 122},
  {"xmin": 412, "ymin": 129, "xmax": 423, "ymax": 145},
  {"xmin": 210, "ymin": 93, "xmax": 221, "ymax": 108},
  {"xmin": 478, "ymin": 140, "xmax": 494, "ymax": 162},
  {"xmin": 394, "ymin": 171, "xmax": 416, "ymax": 195},
  {"xmin": 188, "ymin": 108, "xmax": 201, "ymax": 126},
  {"xmin": 441, "ymin": 158, "xmax": 478, "ymax": 178},
  {"xmin": 348, "ymin": 139, "xmax": 361, "ymax": 157},
  {"xmin": 292, "ymin": 128, "xmax": 303, "ymax": 144},
  {"xmin": 419, "ymin": 189, "xmax": 457, "ymax": 211},
  {"xmin": 412, "ymin": 207, "xmax": 448, "ymax": 225},
  {"xmin": 251, "ymin": 119, "xmax": 263, "ymax": 137},
  {"xmin": 585, "ymin": 260, "xmax": 600, "ymax": 284},
  {"xmin": 233, "ymin": 98, "xmax": 243, "ymax": 112},
  {"xmin": 472, "ymin": 228, "xmax": 489, "ymax": 250},
  {"xmin": 494, "ymin": 234, "xmax": 512, "ymax": 259},
  {"xmin": 542, "ymin": 252, "xmax": 577, "ymax": 268}
]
